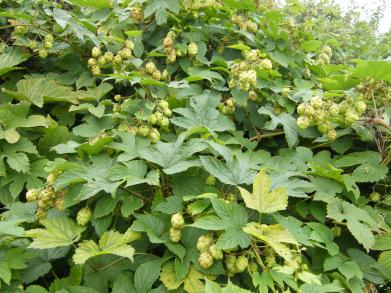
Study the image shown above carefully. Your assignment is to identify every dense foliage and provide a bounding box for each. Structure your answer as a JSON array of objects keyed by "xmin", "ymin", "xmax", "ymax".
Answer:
[{"xmin": 0, "ymin": 0, "xmax": 390, "ymax": 292}]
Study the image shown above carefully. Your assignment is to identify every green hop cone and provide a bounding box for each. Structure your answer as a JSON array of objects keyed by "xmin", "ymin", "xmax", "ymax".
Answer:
[
  {"xmin": 355, "ymin": 101, "xmax": 367, "ymax": 113},
  {"xmin": 26, "ymin": 189, "xmax": 39, "ymax": 202},
  {"xmin": 147, "ymin": 114, "xmax": 158, "ymax": 125},
  {"xmin": 170, "ymin": 213, "xmax": 185, "ymax": 229},
  {"xmin": 76, "ymin": 207, "xmax": 92, "ymax": 226},
  {"xmin": 158, "ymin": 100, "xmax": 169, "ymax": 110},
  {"xmin": 199, "ymin": 252, "xmax": 214, "ymax": 269},
  {"xmin": 124, "ymin": 40, "xmax": 134, "ymax": 50},
  {"xmin": 209, "ymin": 245, "xmax": 223, "ymax": 260},
  {"xmin": 91, "ymin": 46, "xmax": 102, "ymax": 58},
  {"xmin": 88, "ymin": 58, "xmax": 97, "ymax": 66},
  {"xmin": 188, "ymin": 42, "xmax": 198, "ymax": 57},
  {"xmin": 169, "ymin": 227, "xmax": 181, "ymax": 243},
  {"xmin": 327, "ymin": 129, "xmax": 337, "ymax": 141},
  {"xmin": 104, "ymin": 51, "xmax": 114, "ymax": 62},
  {"xmin": 197, "ymin": 234, "xmax": 212, "ymax": 252},
  {"xmin": 46, "ymin": 172, "xmax": 58, "ymax": 185},
  {"xmin": 36, "ymin": 208, "xmax": 48, "ymax": 220},
  {"xmin": 297, "ymin": 116, "xmax": 310, "ymax": 129},
  {"xmin": 145, "ymin": 61, "xmax": 156, "ymax": 74},
  {"xmin": 260, "ymin": 58, "xmax": 273, "ymax": 70},
  {"xmin": 369, "ymin": 191, "xmax": 381, "ymax": 202},
  {"xmin": 235, "ymin": 255, "xmax": 248, "ymax": 273},
  {"xmin": 205, "ymin": 175, "xmax": 216, "ymax": 186}
]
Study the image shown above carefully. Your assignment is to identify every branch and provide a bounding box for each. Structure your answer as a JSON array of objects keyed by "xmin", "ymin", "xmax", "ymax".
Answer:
[{"xmin": 372, "ymin": 118, "xmax": 391, "ymax": 132}]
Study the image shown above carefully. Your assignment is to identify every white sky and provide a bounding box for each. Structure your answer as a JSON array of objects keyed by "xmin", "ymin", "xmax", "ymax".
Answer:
[
  {"xmin": 334, "ymin": 0, "xmax": 391, "ymax": 33},
  {"xmin": 278, "ymin": 0, "xmax": 391, "ymax": 34}
]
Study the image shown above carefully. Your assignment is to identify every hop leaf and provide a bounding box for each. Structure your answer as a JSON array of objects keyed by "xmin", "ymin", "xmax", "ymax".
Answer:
[
  {"xmin": 237, "ymin": 171, "xmax": 288, "ymax": 214},
  {"xmin": 26, "ymin": 217, "xmax": 85, "ymax": 249},
  {"xmin": 73, "ymin": 230, "xmax": 136, "ymax": 264}
]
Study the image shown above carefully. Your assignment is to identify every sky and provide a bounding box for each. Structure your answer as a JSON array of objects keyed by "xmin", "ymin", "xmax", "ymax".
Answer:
[
  {"xmin": 333, "ymin": 0, "xmax": 391, "ymax": 33},
  {"xmin": 278, "ymin": 0, "xmax": 391, "ymax": 34}
]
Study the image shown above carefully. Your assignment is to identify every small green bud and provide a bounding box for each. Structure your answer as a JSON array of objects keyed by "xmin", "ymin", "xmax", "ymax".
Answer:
[
  {"xmin": 91, "ymin": 47, "xmax": 102, "ymax": 58},
  {"xmin": 76, "ymin": 207, "xmax": 92, "ymax": 226},
  {"xmin": 171, "ymin": 213, "xmax": 185, "ymax": 229},
  {"xmin": 26, "ymin": 189, "xmax": 39, "ymax": 202},
  {"xmin": 205, "ymin": 175, "xmax": 216, "ymax": 186},
  {"xmin": 199, "ymin": 252, "xmax": 214, "ymax": 269}
]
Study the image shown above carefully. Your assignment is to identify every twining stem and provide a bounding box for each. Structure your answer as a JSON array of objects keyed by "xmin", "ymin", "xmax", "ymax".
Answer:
[
  {"xmin": 249, "ymin": 130, "xmax": 285, "ymax": 141},
  {"xmin": 120, "ymin": 186, "xmax": 151, "ymax": 202},
  {"xmin": 372, "ymin": 118, "xmax": 391, "ymax": 132},
  {"xmin": 96, "ymin": 257, "xmax": 126, "ymax": 271}
]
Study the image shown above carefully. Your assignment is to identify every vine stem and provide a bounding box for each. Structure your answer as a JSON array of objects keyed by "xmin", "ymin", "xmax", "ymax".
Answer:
[
  {"xmin": 120, "ymin": 186, "xmax": 151, "ymax": 202},
  {"xmin": 372, "ymin": 118, "xmax": 391, "ymax": 132},
  {"xmin": 96, "ymin": 257, "xmax": 126, "ymax": 271},
  {"xmin": 249, "ymin": 130, "xmax": 285, "ymax": 141}
]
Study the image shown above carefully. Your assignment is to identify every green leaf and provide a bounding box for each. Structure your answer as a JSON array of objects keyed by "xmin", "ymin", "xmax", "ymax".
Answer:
[
  {"xmin": 171, "ymin": 92, "xmax": 235, "ymax": 133},
  {"xmin": 26, "ymin": 217, "xmax": 85, "ymax": 249},
  {"xmin": 0, "ymin": 102, "xmax": 48, "ymax": 143},
  {"xmin": 139, "ymin": 134, "xmax": 207, "ymax": 174},
  {"xmin": 112, "ymin": 273, "xmax": 136, "ymax": 293},
  {"xmin": 68, "ymin": 0, "xmax": 111, "ymax": 8},
  {"xmin": 108, "ymin": 160, "xmax": 159, "ymax": 187},
  {"xmin": 334, "ymin": 151, "xmax": 388, "ymax": 183},
  {"xmin": 131, "ymin": 214, "xmax": 165, "ymax": 243},
  {"xmin": 4, "ymin": 77, "xmax": 77, "ymax": 107},
  {"xmin": 134, "ymin": 259, "xmax": 163, "ymax": 293},
  {"xmin": 327, "ymin": 199, "xmax": 377, "ymax": 250},
  {"xmin": 0, "ymin": 220, "xmax": 25, "ymax": 236},
  {"xmin": 144, "ymin": 0, "xmax": 180, "ymax": 25},
  {"xmin": 237, "ymin": 171, "xmax": 288, "ymax": 214},
  {"xmin": 192, "ymin": 199, "xmax": 251, "ymax": 250},
  {"xmin": 54, "ymin": 155, "xmax": 121, "ymax": 201},
  {"xmin": 73, "ymin": 230, "xmax": 135, "ymax": 264},
  {"xmin": 109, "ymin": 132, "xmax": 150, "ymax": 162},
  {"xmin": 300, "ymin": 40, "xmax": 323, "ymax": 52},
  {"xmin": 25, "ymin": 285, "xmax": 49, "ymax": 293},
  {"xmin": 200, "ymin": 143, "xmax": 256, "ymax": 185},
  {"xmin": 0, "ymin": 47, "xmax": 30, "ymax": 76},
  {"xmin": 0, "ymin": 261, "xmax": 11, "ymax": 284},
  {"xmin": 353, "ymin": 60, "xmax": 391, "ymax": 81},
  {"xmin": 258, "ymin": 106, "xmax": 298, "ymax": 148}
]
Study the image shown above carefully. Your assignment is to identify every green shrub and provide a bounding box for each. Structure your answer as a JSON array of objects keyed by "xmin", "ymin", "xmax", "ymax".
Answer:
[{"xmin": 0, "ymin": 0, "xmax": 390, "ymax": 292}]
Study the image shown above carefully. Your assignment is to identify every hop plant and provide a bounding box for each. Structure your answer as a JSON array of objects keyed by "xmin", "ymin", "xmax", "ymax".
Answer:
[
  {"xmin": 188, "ymin": 42, "xmax": 198, "ymax": 57},
  {"xmin": 260, "ymin": 58, "xmax": 272, "ymax": 70},
  {"xmin": 104, "ymin": 51, "xmax": 114, "ymax": 62},
  {"xmin": 370, "ymin": 191, "xmax": 381, "ymax": 202},
  {"xmin": 197, "ymin": 234, "xmax": 212, "ymax": 252},
  {"xmin": 91, "ymin": 47, "xmax": 102, "ymax": 58},
  {"xmin": 26, "ymin": 189, "xmax": 39, "ymax": 202},
  {"xmin": 205, "ymin": 175, "xmax": 216, "ymax": 186},
  {"xmin": 36, "ymin": 208, "xmax": 48, "ymax": 220},
  {"xmin": 199, "ymin": 252, "xmax": 214, "ymax": 269},
  {"xmin": 170, "ymin": 213, "xmax": 185, "ymax": 229},
  {"xmin": 169, "ymin": 227, "xmax": 181, "ymax": 243},
  {"xmin": 124, "ymin": 40, "xmax": 134, "ymax": 50},
  {"xmin": 145, "ymin": 61, "xmax": 156, "ymax": 74},
  {"xmin": 76, "ymin": 207, "xmax": 92, "ymax": 226},
  {"xmin": 209, "ymin": 245, "xmax": 223, "ymax": 260},
  {"xmin": 297, "ymin": 116, "xmax": 310, "ymax": 129},
  {"xmin": 235, "ymin": 255, "xmax": 249, "ymax": 273}
]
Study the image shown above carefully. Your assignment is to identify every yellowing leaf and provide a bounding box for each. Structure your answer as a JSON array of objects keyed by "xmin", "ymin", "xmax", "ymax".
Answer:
[
  {"xmin": 73, "ymin": 230, "xmax": 135, "ymax": 264},
  {"xmin": 237, "ymin": 171, "xmax": 288, "ymax": 214},
  {"xmin": 243, "ymin": 222, "xmax": 298, "ymax": 261},
  {"xmin": 160, "ymin": 263, "xmax": 204, "ymax": 293},
  {"xmin": 160, "ymin": 261, "xmax": 182, "ymax": 290},
  {"xmin": 183, "ymin": 266, "xmax": 205, "ymax": 293}
]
